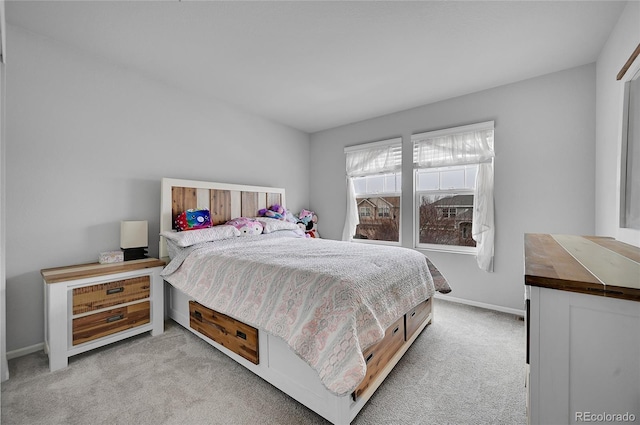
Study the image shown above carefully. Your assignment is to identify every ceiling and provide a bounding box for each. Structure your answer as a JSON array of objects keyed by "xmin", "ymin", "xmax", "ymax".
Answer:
[{"xmin": 6, "ymin": 0, "xmax": 627, "ymax": 133}]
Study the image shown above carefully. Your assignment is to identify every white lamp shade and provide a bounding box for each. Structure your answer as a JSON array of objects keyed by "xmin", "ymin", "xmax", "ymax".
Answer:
[{"xmin": 120, "ymin": 220, "xmax": 148, "ymax": 249}]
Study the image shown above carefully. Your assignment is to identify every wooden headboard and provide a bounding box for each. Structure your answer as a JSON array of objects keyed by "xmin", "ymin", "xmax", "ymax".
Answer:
[{"xmin": 160, "ymin": 178, "xmax": 286, "ymax": 258}]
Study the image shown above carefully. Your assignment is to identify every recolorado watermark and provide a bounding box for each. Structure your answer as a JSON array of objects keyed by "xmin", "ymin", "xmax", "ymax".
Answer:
[{"xmin": 576, "ymin": 412, "xmax": 636, "ymax": 422}]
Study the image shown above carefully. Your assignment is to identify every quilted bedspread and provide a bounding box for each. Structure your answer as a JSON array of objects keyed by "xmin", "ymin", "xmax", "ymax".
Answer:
[{"xmin": 161, "ymin": 232, "xmax": 449, "ymax": 396}]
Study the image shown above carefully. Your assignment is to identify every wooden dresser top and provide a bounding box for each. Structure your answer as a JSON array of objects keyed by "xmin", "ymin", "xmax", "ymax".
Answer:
[
  {"xmin": 524, "ymin": 234, "xmax": 640, "ymax": 302},
  {"xmin": 42, "ymin": 258, "xmax": 166, "ymax": 284}
]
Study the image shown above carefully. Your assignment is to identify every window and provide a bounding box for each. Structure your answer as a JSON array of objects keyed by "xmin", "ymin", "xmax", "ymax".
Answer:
[
  {"xmin": 413, "ymin": 122, "xmax": 495, "ymax": 271},
  {"xmin": 415, "ymin": 164, "xmax": 477, "ymax": 248},
  {"xmin": 378, "ymin": 206, "xmax": 390, "ymax": 218},
  {"xmin": 343, "ymin": 138, "xmax": 401, "ymax": 243}
]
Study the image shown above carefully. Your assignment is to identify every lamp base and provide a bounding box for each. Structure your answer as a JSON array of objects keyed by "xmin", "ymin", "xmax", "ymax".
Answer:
[{"xmin": 121, "ymin": 247, "xmax": 148, "ymax": 261}]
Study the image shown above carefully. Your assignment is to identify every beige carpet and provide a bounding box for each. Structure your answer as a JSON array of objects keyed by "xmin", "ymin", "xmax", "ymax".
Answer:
[{"xmin": 1, "ymin": 299, "xmax": 526, "ymax": 424}]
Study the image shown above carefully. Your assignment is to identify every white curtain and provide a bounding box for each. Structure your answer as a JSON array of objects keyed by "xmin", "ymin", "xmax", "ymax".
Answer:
[
  {"xmin": 414, "ymin": 129, "xmax": 494, "ymax": 168},
  {"xmin": 413, "ymin": 126, "xmax": 495, "ymax": 271},
  {"xmin": 473, "ymin": 161, "xmax": 494, "ymax": 271},
  {"xmin": 342, "ymin": 143, "xmax": 401, "ymax": 241}
]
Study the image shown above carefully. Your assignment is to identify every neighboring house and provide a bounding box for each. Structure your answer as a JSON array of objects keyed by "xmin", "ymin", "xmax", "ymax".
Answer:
[
  {"xmin": 419, "ymin": 194, "xmax": 476, "ymax": 247},
  {"xmin": 355, "ymin": 197, "xmax": 400, "ymax": 241}
]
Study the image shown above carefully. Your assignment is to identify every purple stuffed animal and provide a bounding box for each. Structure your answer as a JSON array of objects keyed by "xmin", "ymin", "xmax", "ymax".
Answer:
[{"xmin": 258, "ymin": 204, "xmax": 287, "ymax": 220}]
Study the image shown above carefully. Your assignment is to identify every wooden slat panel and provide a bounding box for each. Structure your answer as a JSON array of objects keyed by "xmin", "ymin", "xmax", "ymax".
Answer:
[
  {"xmin": 267, "ymin": 193, "xmax": 282, "ymax": 208},
  {"xmin": 524, "ymin": 234, "xmax": 640, "ymax": 302},
  {"xmin": 210, "ymin": 189, "xmax": 232, "ymax": 225},
  {"xmin": 72, "ymin": 302, "xmax": 150, "ymax": 345},
  {"xmin": 73, "ymin": 276, "xmax": 150, "ymax": 314},
  {"xmin": 524, "ymin": 234, "xmax": 599, "ymax": 289},
  {"xmin": 189, "ymin": 301, "xmax": 259, "ymax": 364},
  {"xmin": 230, "ymin": 191, "xmax": 242, "ymax": 219},
  {"xmin": 352, "ymin": 316, "xmax": 405, "ymax": 401},
  {"xmin": 172, "ymin": 187, "xmax": 197, "ymax": 229},
  {"xmin": 258, "ymin": 192, "xmax": 271, "ymax": 212},
  {"xmin": 584, "ymin": 236, "xmax": 640, "ymax": 263},
  {"xmin": 241, "ymin": 191, "xmax": 259, "ymax": 217},
  {"xmin": 41, "ymin": 258, "xmax": 165, "ymax": 284},
  {"xmin": 405, "ymin": 298, "xmax": 432, "ymax": 341},
  {"xmin": 196, "ymin": 188, "xmax": 210, "ymax": 210},
  {"xmin": 552, "ymin": 234, "xmax": 640, "ymax": 290}
]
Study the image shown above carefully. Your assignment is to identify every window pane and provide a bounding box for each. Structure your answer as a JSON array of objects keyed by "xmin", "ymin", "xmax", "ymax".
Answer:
[
  {"xmin": 353, "ymin": 172, "xmax": 401, "ymax": 195},
  {"xmin": 353, "ymin": 177, "xmax": 367, "ymax": 194},
  {"xmin": 416, "ymin": 170, "xmax": 439, "ymax": 190},
  {"xmin": 354, "ymin": 196, "xmax": 400, "ymax": 242},
  {"xmin": 440, "ymin": 168, "xmax": 465, "ymax": 189},
  {"xmin": 465, "ymin": 165, "xmax": 478, "ymax": 189},
  {"xmin": 367, "ymin": 175, "xmax": 384, "ymax": 193},
  {"xmin": 384, "ymin": 174, "xmax": 397, "ymax": 192},
  {"xmin": 417, "ymin": 193, "xmax": 476, "ymax": 247}
]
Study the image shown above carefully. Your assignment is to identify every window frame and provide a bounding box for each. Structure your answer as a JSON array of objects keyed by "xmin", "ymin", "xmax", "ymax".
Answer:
[
  {"xmin": 353, "ymin": 188, "xmax": 402, "ymax": 246},
  {"xmin": 411, "ymin": 121, "xmax": 494, "ymax": 255},
  {"xmin": 414, "ymin": 184, "xmax": 477, "ymax": 254},
  {"xmin": 345, "ymin": 138, "xmax": 403, "ymax": 245}
]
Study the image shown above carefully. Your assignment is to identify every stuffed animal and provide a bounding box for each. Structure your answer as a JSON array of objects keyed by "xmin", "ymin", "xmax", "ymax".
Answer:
[
  {"xmin": 175, "ymin": 209, "xmax": 212, "ymax": 231},
  {"xmin": 225, "ymin": 217, "xmax": 263, "ymax": 236},
  {"xmin": 297, "ymin": 209, "xmax": 320, "ymax": 238},
  {"xmin": 258, "ymin": 204, "xmax": 287, "ymax": 220}
]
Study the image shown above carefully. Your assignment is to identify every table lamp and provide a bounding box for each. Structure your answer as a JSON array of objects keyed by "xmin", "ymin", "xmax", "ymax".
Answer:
[{"xmin": 120, "ymin": 220, "xmax": 148, "ymax": 261}]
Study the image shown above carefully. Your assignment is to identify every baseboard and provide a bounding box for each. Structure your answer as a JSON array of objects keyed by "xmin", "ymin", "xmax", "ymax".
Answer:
[
  {"xmin": 7, "ymin": 342, "xmax": 44, "ymax": 360},
  {"xmin": 434, "ymin": 293, "xmax": 525, "ymax": 317}
]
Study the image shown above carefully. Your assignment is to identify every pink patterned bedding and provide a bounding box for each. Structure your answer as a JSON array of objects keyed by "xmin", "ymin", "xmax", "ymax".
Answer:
[{"xmin": 161, "ymin": 231, "xmax": 450, "ymax": 396}]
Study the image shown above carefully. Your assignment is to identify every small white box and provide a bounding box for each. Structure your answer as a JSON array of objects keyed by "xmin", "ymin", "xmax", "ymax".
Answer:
[{"xmin": 99, "ymin": 250, "xmax": 124, "ymax": 264}]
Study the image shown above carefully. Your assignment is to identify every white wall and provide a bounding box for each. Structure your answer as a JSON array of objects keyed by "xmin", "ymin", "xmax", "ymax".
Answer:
[
  {"xmin": 595, "ymin": 1, "xmax": 640, "ymax": 246},
  {"xmin": 310, "ymin": 64, "xmax": 596, "ymax": 312},
  {"xmin": 4, "ymin": 26, "xmax": 310, "ymax": 353}
]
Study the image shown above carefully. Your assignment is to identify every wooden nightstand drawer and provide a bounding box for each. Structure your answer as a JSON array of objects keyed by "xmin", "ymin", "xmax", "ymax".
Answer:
[
  {"xmin": 189, "ymin": 301, "xmax": 259, "ymax": 364},
  {"xmin": 72, "ymin": 301, "xmax": 150, "ymax": 345},
  {"xmin": 352, "ymin": 315, "xmax": 405, "ymax": 401},
  {"xmin": 405, "ymin": 298, "xmax": 432, "ymax": 341},
  {"xmin": 72, "ymin": 275, "xmax": 150, "ymax": 314}
]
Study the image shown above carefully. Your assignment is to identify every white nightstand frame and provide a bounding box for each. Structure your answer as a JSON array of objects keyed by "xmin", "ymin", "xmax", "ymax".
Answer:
[{"xmin": 43, "ymin": 265, "xmax": 164, "ymax": 371}]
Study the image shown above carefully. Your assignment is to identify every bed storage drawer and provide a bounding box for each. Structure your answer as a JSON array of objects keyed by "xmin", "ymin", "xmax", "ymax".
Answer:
[
  {"xmin": 72, "ymin": 276, "xmax": 151, "ymax": 314},
  {"xmin": 72, "ymin": 301, "xmax": 150, "ymax": 345},
  {"xmin": 405, "ymin": 298, "xmax": 432, "ymax": 341},
  {"xmin": 189, "ymin": 301, "xmax": 259, "ymax": 365},
  {"xmin": 352, "ymin": 315, "xmax": 405, "ymax": 401}
]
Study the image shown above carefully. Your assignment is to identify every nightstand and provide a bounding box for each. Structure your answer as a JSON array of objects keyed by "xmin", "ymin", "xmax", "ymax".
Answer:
[{"xmin": 41, "ymin": 258, "xmax": 166, "ymax": 371}]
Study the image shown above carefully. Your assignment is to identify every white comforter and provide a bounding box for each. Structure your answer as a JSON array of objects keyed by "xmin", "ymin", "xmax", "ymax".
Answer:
[{"xmin": 162, "ymin": 231, "xmax": 436, "ymax": 396}]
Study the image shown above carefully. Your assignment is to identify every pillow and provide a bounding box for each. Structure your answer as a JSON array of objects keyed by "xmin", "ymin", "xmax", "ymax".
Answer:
[
  {"xmin": 161, "ymin": 225, "xmax": 240, "ymax": 247},
  {"xmin": 175, "ymin": 209, "xmax": 212, "ymax": 231},
  {"xmin": 254, "ymin": 217, "xmax": 301, "ymax": 234}
]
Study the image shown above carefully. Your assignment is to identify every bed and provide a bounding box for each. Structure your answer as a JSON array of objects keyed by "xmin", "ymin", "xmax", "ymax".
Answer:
[{"xmin": 159, "ymin": 178, "xmax": 451, "ymax": 424}]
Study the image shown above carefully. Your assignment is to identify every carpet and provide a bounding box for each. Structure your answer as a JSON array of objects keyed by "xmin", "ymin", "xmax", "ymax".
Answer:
[{"xmin": 1, "ymin": 299, "xmax": 526, "ymax": 424}]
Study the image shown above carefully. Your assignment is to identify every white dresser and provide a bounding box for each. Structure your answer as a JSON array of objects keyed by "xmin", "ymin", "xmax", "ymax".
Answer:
[{"xmin": 524, "ymin": 234, "xmax": 640, "ymax": 425}]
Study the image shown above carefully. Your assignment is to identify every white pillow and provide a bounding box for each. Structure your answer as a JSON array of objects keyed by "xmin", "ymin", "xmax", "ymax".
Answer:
[
  {"xmin": 253, "ymin": 217, "xmax": 301, "ymax": 234},
  {"xmin": 161, "ymin": 225, "xmax": 240, "ymax": 247}
]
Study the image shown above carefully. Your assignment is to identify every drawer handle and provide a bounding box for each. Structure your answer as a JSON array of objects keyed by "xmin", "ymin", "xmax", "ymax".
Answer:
[
  {"xmin": 106, "ymin": 314, "xmax": 124, "ymax": 323},
  {"xmin": 194, "ymin": 311, "xmax": 203, "ymax": 321},
  {"xmin": 411, "ymin": 311, "xmax": 416, "ymax": 318},
  {"xmin": 106, "ymin": 287, "xmax": 124, "ymax": 295},
  {"xmin": 393, "ymin": 326, "xmax": 400, "ymax": 335},
  {"xmin": 365, "ymin": 352, "xmax": 374, "ymax": 363},
  {"xmin": 236, "ymin": 330, "xmax": 247, "ymax": 340}
]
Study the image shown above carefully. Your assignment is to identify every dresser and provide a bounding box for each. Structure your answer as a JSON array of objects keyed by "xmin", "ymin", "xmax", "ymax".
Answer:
[
  {"xmin": 41, "ymin": 258, "xmax": 165, "ymax": 371},
  {"xmin": 524, "ymin": 234, "xmax": 640, "ymax": 425}
]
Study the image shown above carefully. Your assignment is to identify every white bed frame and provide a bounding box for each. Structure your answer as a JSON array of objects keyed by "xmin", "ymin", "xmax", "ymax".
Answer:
[{"xmin": 160, "ymin": 178, "xmax": 432, "ymax": 424}]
